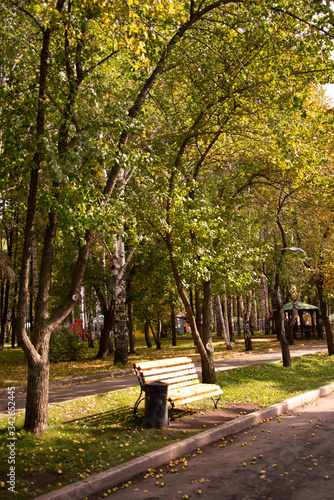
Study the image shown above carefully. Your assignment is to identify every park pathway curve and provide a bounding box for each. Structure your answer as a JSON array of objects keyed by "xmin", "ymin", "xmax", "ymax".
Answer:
[{"xmin": 0, "ymin": 343, "xmax": 327, "ymax": 418}]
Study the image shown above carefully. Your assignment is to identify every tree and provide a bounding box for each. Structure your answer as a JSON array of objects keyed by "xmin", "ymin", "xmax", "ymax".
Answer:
[
  {"xmin": 2, "ymin": 0, "xmax": 334, "ymax": 434},
  {"xmin": 4, "ymin": 0, "xmax": 254, "ymax": 432}
]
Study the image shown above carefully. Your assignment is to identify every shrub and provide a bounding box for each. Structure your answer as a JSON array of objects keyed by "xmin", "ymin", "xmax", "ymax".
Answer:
[{"xmin": 49, "ymin": 328, "xmax": 87, "ymax": 363}]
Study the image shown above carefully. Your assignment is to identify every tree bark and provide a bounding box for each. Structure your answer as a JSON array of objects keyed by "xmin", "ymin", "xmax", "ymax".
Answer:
[
  {"xmin": 144, "ymin": 318, "xmax": 152, "ymax": 348},
  {"xmin": 195, "ymin": 287, "xmax": 202, "ymax": 337},
  {"xmin": 253, "ymin": 297, "xmax": 258, "ymax": 334},
  {"xmin": 227, "ymin": 295, "xmax": 234, "ymax": 342},
  {"xmin": 157, "ymin": 311, "xmax": 162, "ymax": 349},
  {"xmin": 215, "ymin": 296, "xmax": 222, "ymax": 337},
  {"xmin": 113, "ymin": 239, "xmax": 128, "ymax": 365},
  {"xmin": 316, "ymin": 275, "xmax": 334, "ymax": 355},
  {"xmin": 128, "ymin": 299, "xmax": 136, "ymax": 354},
  {"xmin": 202, "ymin": 281, "xmax": 216, "ymax": 383},
  {"xmin": 316, "ymin": 300, "xmax": 325, "ymax": 340},
  {"xmin": 261, "ymin": 275, "xmax": 271, "ymax": 335},
  {"xmin": 275, "ymin": 209, "xmax": 292, "ymax": 367},
  {"xmin": 95, "ymin": 288, "xmax": 113, "ymax": 359},
  {"xmin": 0, "ymin": 219, "xmax": 14, "ymax": 350},
  {"xmin": 243, "ymin": 293, "xmax": 253, "ymax": 352},
  {"xmin": 24, "ymin": 340, "xmax": 50, "ymax": 434},
  {"xmin": 236, "ymin": 296, "xmax": 242, "ymax": 337},
  {"xmin": 216, "ymin": 295, "xmax": 232, "ymax": 350},
  {"xmin": 87, "ymin": 313, "xmax": 94, "ymax": 348},
  {"xmin": 285, "ymin": 295, "xmax": 298, "ymax": 345},
  {"xmin": 274, "ymin": 275, "xmax": 292, "ymax": 367},
  {"xmin": 171, "ymin": 303, "xmax": 177, "ymax": 346},
  {"xmin": 144, "ymin": 314, "xmax": 161, "ymax": 349}
]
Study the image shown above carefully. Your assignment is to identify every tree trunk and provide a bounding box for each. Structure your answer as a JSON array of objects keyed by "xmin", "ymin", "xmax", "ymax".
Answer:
[
  {"xmin": 24, "ymin": 347, "xmax": 50, "ymax": 434},
  {"xmin": 275, "ymin": 213, "xmax": 292, "ymax": 366},
  {"xmin": 243, "ymin": 294, "xmax": 253, "ymax": 351},
  {"xmin": 285, "ymin": 295, "xmax": 298, "ymax": 345},
  {"xmin": 274, "ymin": 277, "xmax": 292, "ymax": 367},
  {"xmin": 113, "ymin": 284, "xmax": 127, "ymax": 363},
  {"xmin": 253, "ymin": 297, "xmax": 258, "ymax": 334},
  {"xmin": 171, "ymin": 303, "xmax": 177, "ymax": 346},
  {"xmin": 11, "ymin": 217, "xmax": 19, "ymax": 349},
  {"xmin": 144, "ymin": 318, "xmax": 152, "ymax": 348},
  {"xmin": 237, "ymin": 296, "xmax": 242, "ymax": 337},
  {"xmin": 144, "ymin": 314, "xmax": 161, "ymax": 349},
  {"xmin": 157, "ymin": 311, "xmax": 162, "ymax": 349},
  {"xmin": 201, "ymin": 281, "xmax": 216, "ymax": 383},
  {"xmin": 227, "ymin": 296, "xmax": 234, "ymax": 342},
  {"xmin": 223, "ymin": 294, "xmax": 229, "ymax": 339},
  {"xmin": 95, "ymin": 301, "xmax": 101, "ymax": 340},
  {"xmin": 0, "ymin": 220, "xmax": 14, "ymax": 350},
  {"xmin": 261, "ymin": 276, "xmax": 271, "ymax": 335},
  {"xmin": 216, "ymin": 295, "xmax": 232, "ymax": 350},
  {"xmin": 113, "ymin": 238, "xmax": 128, "ymax": 365},
  {"xmin": 87, "ymin": 313, "xmax": 94, "ymax": 348},
  {"xmin": 31, "ymin": 233, "xmax": 39, "ymax": 301},
  {"xmin": 316, "ymin": 276, "xmax": 334, "ymax": 355},
  {"xmin": 0, "ymin": 279, "xmax": 4, "ymax": 350},
  {"xmin": 215, "ymin": 296, "xmax": 222, "ymax": 337},
  {"xmin": 316, "ymin": 300, "xmax": 325, "ymax": 340},
  {"xmin": 95, "ymin": 310, "xmax": 113, "ymax": 358},
  {"xmin": 128, "ymin": 299, "xmax": 136, "ymax": 354},
  {"xmin": 195, "ymin": 287, "xmax": 202, "ymax": 338}
]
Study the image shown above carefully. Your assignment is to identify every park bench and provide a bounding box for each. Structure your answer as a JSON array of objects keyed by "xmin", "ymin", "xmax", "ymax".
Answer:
[{"xmin": 133, "ymin": 356, "xmax": 223, "ymax": 420}]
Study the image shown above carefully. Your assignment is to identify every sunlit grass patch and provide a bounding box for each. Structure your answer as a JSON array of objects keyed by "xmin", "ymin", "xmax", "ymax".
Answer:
[
  {"xmin": 216, "ymin": 353, "xmax": 334, "ymax": 406},
  {"xmin": 0, "ymin": 353, "xmax": 333, "ymax": 498}
]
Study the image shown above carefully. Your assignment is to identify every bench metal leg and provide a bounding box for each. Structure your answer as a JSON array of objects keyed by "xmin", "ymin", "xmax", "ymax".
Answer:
[
  {"xmin": 212, "ymin": 394, "xmax": 222, "ymax": 409},
  {"xmin": 134, "ymin": 388, "xmax": 144, "ymax": 420},
  {"xmin": 168, "ymin": 399, "xmax": 175, "ymax": 420}
]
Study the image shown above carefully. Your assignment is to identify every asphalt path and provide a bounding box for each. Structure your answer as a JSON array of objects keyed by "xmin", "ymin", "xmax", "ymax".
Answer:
[
  {"xmin": 0, "ymin": 344, "xmax": 327, "ymax": 418},
  {"xmin": 103, "ymin": 391, "xmax": 334, "ymax": 500}
]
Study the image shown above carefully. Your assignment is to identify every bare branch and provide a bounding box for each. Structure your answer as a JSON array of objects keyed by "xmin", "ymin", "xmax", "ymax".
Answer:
[{"xmin": 8, "ymin": 0, "xmax": 44, "ymax": 32}]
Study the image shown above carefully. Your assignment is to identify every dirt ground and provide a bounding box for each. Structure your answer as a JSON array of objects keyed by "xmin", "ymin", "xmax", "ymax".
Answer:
[{"xmin": 166, "ymin": 403, "xmax": 259, "ymax": 431}]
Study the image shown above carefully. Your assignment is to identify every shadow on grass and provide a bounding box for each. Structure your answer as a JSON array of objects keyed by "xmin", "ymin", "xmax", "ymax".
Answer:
[
  {"xmin": 63, "ymin": 404, "xmax": 196, "ymax": 431},
  {"xmin": 64, "ymin": 405, "xmax": 136, "ymax": 428}
]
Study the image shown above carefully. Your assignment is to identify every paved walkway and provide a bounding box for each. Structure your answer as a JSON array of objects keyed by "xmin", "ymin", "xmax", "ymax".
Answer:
[
  {"xmin": 0, "ymin": 344, "xmax": 327, "ymax": 418},
  {"xmin": 100, "ymin": 389, "xmax": 334, "ymax": 500}
]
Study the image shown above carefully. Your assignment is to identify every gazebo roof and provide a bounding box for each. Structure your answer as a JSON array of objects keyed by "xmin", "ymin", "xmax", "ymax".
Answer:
[{"xmin": 283, "ymin": 301, "xmax": 318, "ymax": 311}]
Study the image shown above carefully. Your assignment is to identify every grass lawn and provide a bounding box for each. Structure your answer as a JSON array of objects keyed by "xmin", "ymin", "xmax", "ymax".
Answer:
[
  {"xmin": 0, "ymin": 349, "xmax": 333, "ymax": 499},
  {"xmin": 0, "ymin": 332, "xmax": 321, "ymax": 389}
]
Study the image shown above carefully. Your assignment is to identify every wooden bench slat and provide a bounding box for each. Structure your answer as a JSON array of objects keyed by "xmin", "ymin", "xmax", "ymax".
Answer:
[
  {"xmin": 134, "ymin": 357, "xmax": 192, "ymax": 370},
  {"xmin": 139, "ymin": 364, "xmax": 197, "ymax": 379},
  {"xmin": 172, "ymin": 390, "xmax": 223, "ymax": 406},
  {"xmin": 143, "ymin": 373, "xmax": 199, "ymax": 385},
  {"xmin": 169, "ymin": 383, "xmax": 223, "ymax": 399},
  {"xmin": 165, "ymin": 379, "xmax": 199, "ymax": 390}
]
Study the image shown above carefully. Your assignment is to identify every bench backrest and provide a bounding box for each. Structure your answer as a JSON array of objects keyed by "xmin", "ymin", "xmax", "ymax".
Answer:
[{"xmin": 133, "ymin": 356, "xmax": 199, "ymax": 388}]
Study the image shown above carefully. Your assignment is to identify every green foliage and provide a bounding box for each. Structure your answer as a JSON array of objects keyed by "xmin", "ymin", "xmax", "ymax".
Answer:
[{"xmin": 49, "ymin": 328, "xmax": 87, "ymax": 363}]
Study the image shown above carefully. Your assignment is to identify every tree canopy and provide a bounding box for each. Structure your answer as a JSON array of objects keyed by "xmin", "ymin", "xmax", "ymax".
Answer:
[{"xmin": 1, "ymin": 0, "xmax": 334, "ymax": 433}]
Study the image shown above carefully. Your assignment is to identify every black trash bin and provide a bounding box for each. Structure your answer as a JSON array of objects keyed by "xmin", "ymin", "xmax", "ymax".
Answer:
[{"xmin": 143, "ymin": 381, "xmax": 169, "ymax": 429}]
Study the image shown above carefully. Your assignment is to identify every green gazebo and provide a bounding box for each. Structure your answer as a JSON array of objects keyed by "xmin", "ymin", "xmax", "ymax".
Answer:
[{"xmin": 283, "ymin": 301, "xmax": 319, "ymax": 338}]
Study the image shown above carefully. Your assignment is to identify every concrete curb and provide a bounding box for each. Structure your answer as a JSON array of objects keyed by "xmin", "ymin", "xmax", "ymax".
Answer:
[{"xmin": 36, "ymin": 381, "xmax": 334, "ymax": 500}]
